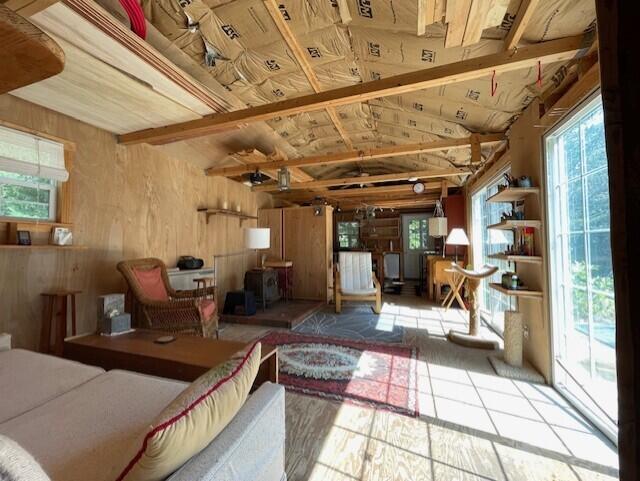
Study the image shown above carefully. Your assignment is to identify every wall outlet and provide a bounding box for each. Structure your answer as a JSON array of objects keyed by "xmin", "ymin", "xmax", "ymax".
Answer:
[{"xmin": 523, "ymin": 324, "xmax": 530, "ymax": 339}]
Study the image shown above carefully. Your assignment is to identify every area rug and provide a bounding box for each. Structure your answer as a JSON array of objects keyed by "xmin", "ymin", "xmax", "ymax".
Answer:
[
  {"xmin": 259, "ymin": 331, "xmax": 418, "ymax": 416},
  {"xmin": 293, "ymin": 304, "xmax": 405, "ymax": 343}
]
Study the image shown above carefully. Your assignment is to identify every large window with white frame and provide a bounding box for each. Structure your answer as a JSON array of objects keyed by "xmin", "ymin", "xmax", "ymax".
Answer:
[
  {"xmin": 471, "ymin": 175, "xmax": 513, "ymax": 334},
  {"xmin": 0, "ymin": 125, "xmax": 68, "ymax": 222},
  {"xmin": 545, "ymin": 92, "xmax": 617, "ymax": 441}
]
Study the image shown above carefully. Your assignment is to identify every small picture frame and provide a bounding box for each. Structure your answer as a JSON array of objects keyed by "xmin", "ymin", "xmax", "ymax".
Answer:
[
  {"xmin": 51, "ymin": 227, "xmax": 73, "ymax": 246},
  {"xmin": 16, "ymin": 230, "xmax": 31, "ymax": 246}
]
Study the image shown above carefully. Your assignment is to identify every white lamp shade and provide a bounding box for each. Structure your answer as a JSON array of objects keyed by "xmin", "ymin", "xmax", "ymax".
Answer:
[
  {"xmin": 244, "ymin": 228, "xmax": 270, "ymax": 249},
  {"xmin": 446, "ymin": 228, "xmax": 470, "ymax": 246},
  {"xmin": 428, "ymin": 217, "xmax": 448, "ymax": 237}
]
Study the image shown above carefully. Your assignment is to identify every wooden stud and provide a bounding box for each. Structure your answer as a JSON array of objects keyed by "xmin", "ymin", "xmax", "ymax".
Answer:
[
  {"xmin": 445, "ymin": 0, "xmax": 472, "ymax": 47},
  {"xmin": 206, "ymin": 134, "xmax": 504, "ymax": 177},
  {"xmin": 118, "ymin": 36, "xmax": 590, "ymax": 145},
  {"xmin": 263, "ymin": 0, "xmax": 353, "ymax": 149},
  {"xmin": 253, "ymin": 168, "xmax": 466, "ymax": 192},
  {"xmin": 504, "ymin": 0, "xmax": 541, "ymax": 50}
]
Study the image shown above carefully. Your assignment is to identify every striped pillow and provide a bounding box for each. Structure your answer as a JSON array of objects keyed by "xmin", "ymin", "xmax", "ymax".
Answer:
[{"xmin": 116, "ymin": 342, "xmax": 261, "ymax": 481}]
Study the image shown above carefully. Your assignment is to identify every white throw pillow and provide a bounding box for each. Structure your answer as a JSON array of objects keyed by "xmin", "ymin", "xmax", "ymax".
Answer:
[{"xmin": 0, "ymin": 435, "xmax": 50, "ymax": 481}]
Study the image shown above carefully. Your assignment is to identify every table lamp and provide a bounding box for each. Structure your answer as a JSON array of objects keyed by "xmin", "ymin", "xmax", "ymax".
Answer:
[
  {"xmin": 445, "ymin": 228, "xmax": 469, "ymax": 263},
  {"xmin": 244, "ymin": 227, "xmax": 270, "ymax": 269},
  {"xmin": 428, "ymin": 216, "xmax": 448, "ymax": 255}
]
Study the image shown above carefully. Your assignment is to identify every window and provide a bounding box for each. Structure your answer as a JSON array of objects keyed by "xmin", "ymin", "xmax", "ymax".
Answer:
[
  {"xmin": 545, "ymin": 93, "xmax": 617, "ymax": 439},
  {"xmin": 0, "ymin": 125, "xmax": 67, "ymax": 221},
  {"xmin": 408, "ymin": 218, "xmax": 428, "ymax": 250},
  {"xmin": 471, "ymin": 175, "xmax": 514, "ymax": 333},
  {"xmin": 337, "ymin": 221, "xmax": 359, "ymax": 248}
]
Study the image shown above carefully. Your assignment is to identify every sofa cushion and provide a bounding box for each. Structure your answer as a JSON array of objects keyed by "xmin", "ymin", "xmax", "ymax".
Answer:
[
  {"xmin": 0, "ymin": 370, "xmax": 187, "ymax": 481},
  {"xmin": 0, "ymin": 434, "xmax": 51, "ymax": 481},
  {"xmin": 339, "ymin": 252, "xmax": 374, "ymax": 292},
  {"xmin": 117, "ymin": 342, "xmax": 261, "ymax": 481},
  {"xmin": 0, "ymin": 349, "xmax": 104, "ymax": 423},
  {"xmin": 133, "ymin": 267, "xmax": 168, "ymax": 301}
]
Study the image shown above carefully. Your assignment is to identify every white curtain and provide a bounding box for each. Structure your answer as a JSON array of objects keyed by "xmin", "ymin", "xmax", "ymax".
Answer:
[{"xmin": 0, "ymin": 126, "xmax": 68, "ymax": 182}]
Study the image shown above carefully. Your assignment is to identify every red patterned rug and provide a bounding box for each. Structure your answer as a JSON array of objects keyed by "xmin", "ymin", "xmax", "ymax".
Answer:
[{"xmin": 259, "ymin": 331, "xmax": 418, "ymax": 416}]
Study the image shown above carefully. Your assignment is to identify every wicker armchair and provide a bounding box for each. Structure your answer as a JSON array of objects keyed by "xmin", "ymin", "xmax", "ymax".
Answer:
[{"xmin": 117, "ymin": 258, "xmax": 218, "ymax": 337}]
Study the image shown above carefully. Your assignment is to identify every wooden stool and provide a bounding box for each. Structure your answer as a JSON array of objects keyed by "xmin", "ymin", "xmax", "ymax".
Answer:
[
  {"xmin": 40, "ymin": 289, "xmax": 81, "ymax": 356},
  {"xmin": 193, "ymin": 277, "xmax": 214, "ymax": 299}
]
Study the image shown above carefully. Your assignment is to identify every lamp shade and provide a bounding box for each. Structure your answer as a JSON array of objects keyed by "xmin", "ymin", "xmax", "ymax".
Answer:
[
  {"xmin": 428, "ymin": 217, "xmax": 448, "ymax": 237},
  {"xmin": 244, "ymin": 228, "xmax": 270, "ymax": 249},
  {"xmin": 446, "ymin": 228, "xmax": 470, "ymax": 246}
]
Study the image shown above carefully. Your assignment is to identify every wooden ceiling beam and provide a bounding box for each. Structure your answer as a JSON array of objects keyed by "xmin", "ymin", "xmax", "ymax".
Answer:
[
  {"xmin": 340, "ymin": 195, "xmax": 441, "ymax": 209},
  {"xmin": 504, "ymin": 0, "xmax": 541, "ymax": 50},
  {"xmin": 4, "ymin": 0, "xmax": 59, "ymax": 17},
  {"xmin": 262, "ymin": 0, "xmax": 353, "ymax": 150},
  {"xmin": 0, "ymin": 4, "xmax": 64, "ymax": 95},
  {"xmin": 272, "ymin": 182, "xmax": 444, "ymax": 201},
  {"xmin": 118, "ymin": 36, "xmax": 589, "ymax": 145},
  {"xmin": 206, "ymin": 134, "xmax": 504, "ymax": 177},
  {"xmin": 253, "ymin": 168, "xmax": 466, "ymax": 192}
]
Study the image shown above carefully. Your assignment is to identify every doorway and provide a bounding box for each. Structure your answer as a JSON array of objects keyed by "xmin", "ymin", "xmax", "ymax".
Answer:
[
  {"xmin": 545, "ymin": 93, "xmax": 618, "ymax": 442},
  {"xmin": 402, "ymin": 214, "xmax": 431, "ymax": 279}
]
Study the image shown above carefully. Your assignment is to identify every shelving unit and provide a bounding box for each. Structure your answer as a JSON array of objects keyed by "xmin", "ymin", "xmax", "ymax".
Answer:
[
  {"xmin": 486, "ymin": 187, "xmax": 540, "ymax": 203},
  {"xmin": 488, "ymin": 253, "xmax": 542, "ymax": 264},
  {"xmin": 488, "ymin": 219, "xmax": 541, "ymax": 230},
  {"xmin": 0, "ymin": 245, "xmax": 87, "ymax": 250},
  {"xmin": 360, "ymin": 217, "xmax": 402, "ymax": 252},
  {"xmin": 489, "ymin": 283, "xmax": 543, "ymax": 299},
  {"xmin": 197, "ymin": 208, "xmax": 258, "ymax": 225}
]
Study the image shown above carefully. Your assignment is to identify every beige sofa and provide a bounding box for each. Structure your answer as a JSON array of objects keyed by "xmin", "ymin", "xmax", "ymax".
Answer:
[{"xmin": 0, "ymin": 336, "xmax": 286, "ymax": 481}]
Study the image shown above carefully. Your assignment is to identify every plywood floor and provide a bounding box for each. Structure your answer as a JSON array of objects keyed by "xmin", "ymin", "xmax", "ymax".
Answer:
[{"xmin": 219, "ymin": 292, "xmax": 619, "ymax": 481}]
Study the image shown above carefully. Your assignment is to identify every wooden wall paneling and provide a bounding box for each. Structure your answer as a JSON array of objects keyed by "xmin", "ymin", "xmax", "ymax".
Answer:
[
  {"xmin": 258, "ymin": 208, "xmax": 284, "ymax": 261},
  {"xmin": 0, "ymin": 93, "xmax": 271, "ymax": 349},
  {"xmin": 284, "ymin": 206, "xmax": 332, "ymax": 301}
]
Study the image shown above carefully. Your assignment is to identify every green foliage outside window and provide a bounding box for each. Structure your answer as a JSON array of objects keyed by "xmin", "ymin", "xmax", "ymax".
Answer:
[
  {"xmin": 408, "ymin": 219, "xmax": 428, "ymax": 250},
  {"xmin": 338, "ymin": 221, "xmax": 359, "ymax": 248},
  {"xmin": 0, "ymin": 171, "xmax": 54, "ymax": 220}
]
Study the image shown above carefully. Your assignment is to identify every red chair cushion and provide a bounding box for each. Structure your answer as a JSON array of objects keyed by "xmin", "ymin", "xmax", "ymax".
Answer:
[
  {"xmin": 198, "ymin": 299, "xmax": 216, "ymax": 320},
  {"xmin": 132, "ymin": 267, "xmax": 169, "ymax": 301}
]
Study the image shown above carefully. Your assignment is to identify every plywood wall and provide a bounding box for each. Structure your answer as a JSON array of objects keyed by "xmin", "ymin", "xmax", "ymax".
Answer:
[{"xmin": 0, "ymin": 94, "xmax": 273, "ymax": 349}]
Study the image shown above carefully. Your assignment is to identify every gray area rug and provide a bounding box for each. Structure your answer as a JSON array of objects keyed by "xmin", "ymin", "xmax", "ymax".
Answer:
[{"xmin": 293, "ymin": 304, "xmax": 405, "ymax": 343}]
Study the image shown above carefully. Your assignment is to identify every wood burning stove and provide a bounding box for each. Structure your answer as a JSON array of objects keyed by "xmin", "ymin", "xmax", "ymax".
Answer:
[{"xmin": 244, "ymin": 268, "xmax": 280, "ymax": 310}]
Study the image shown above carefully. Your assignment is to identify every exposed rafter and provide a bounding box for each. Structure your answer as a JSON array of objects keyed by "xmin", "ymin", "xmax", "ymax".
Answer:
[
  {"xmin": 272, "ymin": 182, "xmax": 445, "ymax": 201},
  {"xmin": 253, "ymin": 168, "xmax": 466, "ymax": 192},
  {"xmin": 504, "ymin": 0, "xmax": 541, "ymax": 50},
  {"xmin": 118, "ymin": 35, "xmax": 590, "ymax": 145},
  {"xmin": 206, "ymin": 134, "xmax": 504, "ymax": 177},
  {"xmin": 262, "ymin": 0, "xmax": 353, "ymax": 149}
]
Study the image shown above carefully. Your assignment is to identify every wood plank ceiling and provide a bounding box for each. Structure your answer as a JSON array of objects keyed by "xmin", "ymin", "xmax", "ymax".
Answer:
[{"xmin": 4, "ymin": 0, "xmax": 597, "ymax": 209}]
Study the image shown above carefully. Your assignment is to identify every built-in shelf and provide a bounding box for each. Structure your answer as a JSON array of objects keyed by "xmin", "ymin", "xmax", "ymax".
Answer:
[
  {"xmin": 0, "ymin": 245, "xmax": 87, "ymax": 250},
  {"xmin": 488, "ymin": 253, "xmax": 543, "ymax": 264},
  {"xmin": 488, "ymin": 219, "xmax": 542, "ymax": 230},
  {"xmin": 197, "ymin": 208, "xmax": 258, "ymax": 225},
  {"xmin": 486, "ymin": 187, "xmax": 540, "ymax": 203},
  {"xmin": 489, "ymin": 283, "xmax": 543, "ymax": 299}
]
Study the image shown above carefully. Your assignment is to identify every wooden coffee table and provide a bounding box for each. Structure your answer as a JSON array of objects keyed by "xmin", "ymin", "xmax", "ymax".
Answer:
[{"xmin": 63, "ymin": 330, "xmax": 278, "ymax": 388}]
